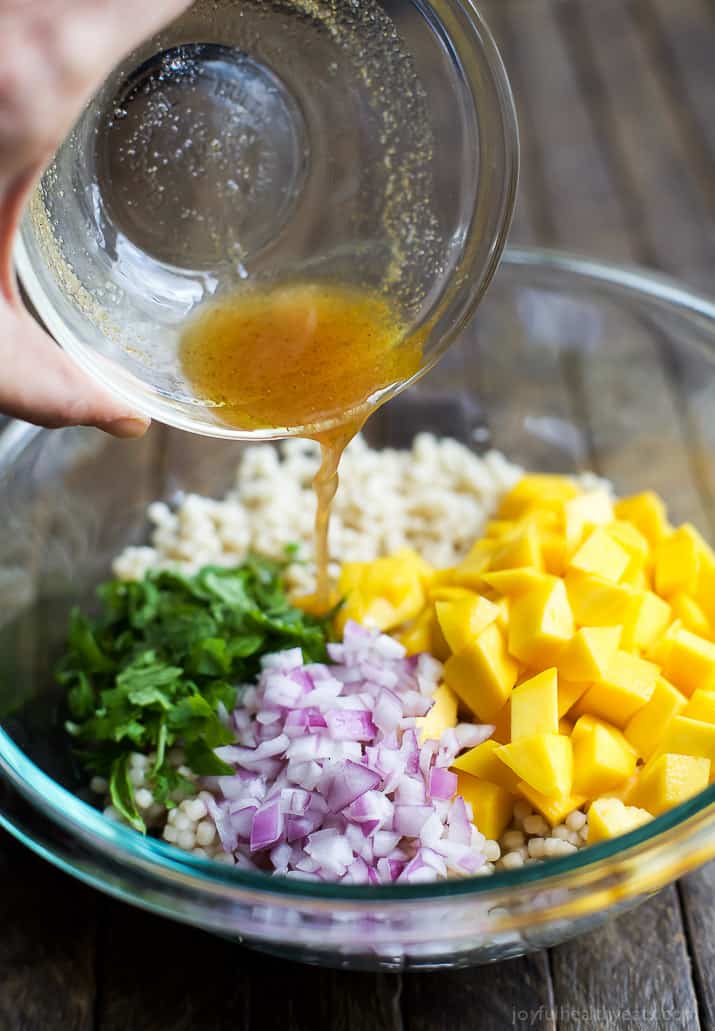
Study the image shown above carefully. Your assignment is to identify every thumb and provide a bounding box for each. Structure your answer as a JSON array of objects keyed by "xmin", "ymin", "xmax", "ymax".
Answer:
[{"xmin": 0, "ymin": 303, "xmax": 150, "ymax": 437}]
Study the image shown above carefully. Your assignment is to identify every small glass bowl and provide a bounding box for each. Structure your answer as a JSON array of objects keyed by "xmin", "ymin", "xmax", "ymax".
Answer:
[
  {"xmin": 1, "ymin": 248, "xmax": 715, "ymax": 970},
  {"xmin": 14, "ymin": 0, "xmax": 518, "ymax": 439}
]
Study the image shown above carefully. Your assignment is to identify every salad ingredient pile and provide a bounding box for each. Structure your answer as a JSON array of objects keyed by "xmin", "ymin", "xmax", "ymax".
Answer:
[{"xmin": 62, "ymin": 436, "xmax": 715, "ymax": 880}]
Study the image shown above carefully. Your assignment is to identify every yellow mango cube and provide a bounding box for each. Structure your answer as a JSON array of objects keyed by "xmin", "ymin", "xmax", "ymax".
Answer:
[
  {"xmin": 683, "ymin": 689, "xmax": 715, "ymax": 724},
  {"xmin": 415, "ymin": 684, "xmax": 458, "ymax": 744},
  {"xmin": 558, "ymin": 626, "xmax": 622, "ymax": 682},
  {"xmin": 651, "ymin": 715, "xmax": 715, "ymax": 764},
  {"xmin": 481, "ymin": 568, "xmax": 549, "ymax": 596},
  {"xmin": 451, "ymin": 551, "xmax": 493, "ymax": 590},
  {"xmin": 443, "ymin": 622, "xmax": 518, "ymax": 722},
  {"xmin": 563, "ymin": 491, "xmax": 615, "ymax": 555},
  {"xmin": 494, "ymin": 596, "xmax": 510, "ymax": 632},
  {"xmin": 614, "ymin": 491, "xmax": 671, "ymax": 546},
  {"xmin": 337, "ymin": 550, "xmax": 428, "ymax": 631},
  {"xmin": 452, "ymin": 738, "xmax": 520, "ymax": 792},
  {"xmin": 568, "ymin": 527, "xmax": 631, "ymax": 583},
  {"xmin": 655, "ymin": 525, "xmax": 703, "ymax": 598},
  {"xmin": 576, "ymin": 650, "xmax": 658, "ymax": 727},
  {"xmin": 570, "ymin": 713, "xmax": 602, "ymax": 743},
  {"xmin": 428, "ymin": 586, "xmax": 475, "ymax": 603},
  {"xmin": 629, "ymin": 752, "xmax": 710, "ymax": 816},
  {"xmin": 538, "ymin": 529, "xmax": 569, "ymax": 577},
  {"xmin": 671, "ymin": 593, "xmax": 711, "ymax": 639},
  {"xmin": 435, "ymin": 595, "xmax": 499, "ymax": 654},
  {"xmin": 572, "ymin": 720, "xmax": 638, "ymax": 797},
  {"xmin": 565, "ymin": 572, "xmax": 635, "ymax": 627},
  {"xmin": 400, "ymin": 607, "xmax": 450, "ymax": 661},
  {"xmin": 558, "ymin": 679, "xmax": 590, "ymax": 717},
  {"xmin": 517, "ymin": 781, "xmax": 587, "ymax": 827},
  {"xmin": 620, "ymin": 590, "xmax": 671, "ymax": 651},
  {"xmin": 695, "ymin": 549, "xmax": 715, "ymax": 626},
  {"xmin": 660, "ymin": 626, "xmax": 715, "ymax": 696},
  {"xmin": 456, "ymin": 773, "xmax": 513, "ymax": 840},
  {"xmin": 510, "ymin": 668, "xmax": 559, "ymax": 740},
  {"xmin": 508, "ymin": 578, "xmax": 574, "ymax": 667},
  {"xmin": 624, "ymin": 677, "xmax": 686, "ymax": 759},
  {"xmin": 606, "ymin": 520, "xmax": 650, "ymax": 576},
  {"xmin": 559, "ymin": 717, "xmax": 574, "ymax": 735},
  {"xmin": 587, "ymin": 797, "xmax": 652, "ymax": 844},
  {"xmin": 489, "ymin": 524, "xmax": 543, "ymax": 573},
  {"xmin": 491, "ymin": 700, "xmax": 511, "ymax": 744},
  {"xmin": 496, "ymin": 733, "xmax": 573, "ymax": 798},
  {"xmin": 498, "ymin": 475, "xmax": 580, "ymax": 520},
  {"xmin": 484, "ymin": 519, "xmax": 517, "ymax": 539}
]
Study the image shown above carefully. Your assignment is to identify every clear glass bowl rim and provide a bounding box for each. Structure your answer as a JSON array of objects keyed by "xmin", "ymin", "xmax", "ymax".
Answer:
[
  {"xmin": 12, "ymin": 0, "xmax": 520, "ymax": 442},
  {"xmin": 2, "ymin": 246, "xmax": 715, "ymax": 907}
]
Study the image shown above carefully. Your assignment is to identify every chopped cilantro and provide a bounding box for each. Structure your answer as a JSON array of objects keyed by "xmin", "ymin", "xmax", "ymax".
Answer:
[{"xmin": 60, "ymin": 556, "xmax": 329, "ymax": 831}]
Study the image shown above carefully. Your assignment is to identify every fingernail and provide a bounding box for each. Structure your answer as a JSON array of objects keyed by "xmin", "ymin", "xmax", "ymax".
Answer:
[{"xmin": 103, "ymin": 416, "xmax": 151, "ymax": 439}]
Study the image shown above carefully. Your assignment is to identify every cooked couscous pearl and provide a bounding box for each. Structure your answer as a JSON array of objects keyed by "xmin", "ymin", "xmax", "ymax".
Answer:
[
  {"xmin": 501, "ymin": 850, "xmax": 525, "ymax": 870},
  {"xmin": 90, "ymin": 776, "xmax": 107, "ymax": 794},
  {"xmin": 483, "ymin": 840, "xmax": 501, "ymax": 862},
  {"xmin": 135, "ymin": 788, "xmax": 154, "ymax": 809},
  {"xmin": 182, "ymin": 798, "xmax": 208, "ymax": 822},
  {"xmin": 523, "ymin": 814, "xmax": 550, "ymax": 837},
  {"xmin": 163, "ymin": 825, "xmax": 178, "ymax": 843},
  {"xmin": 566, "ymin": 810, "xmax": 587, "ymax": 832},
  {"xmin": 196, "ymin": 820, "xmax": 216, "ymax": 847},
  {"xmin": 177, "ymin": 829, "xmax": 196, "ymax": 850},
  {"xmin": 502, "ymin": 829, "xmax": 525, "ymax": 851},
  {"xmin": 527, "ymin": 837, "xmax": 546, "ymax": 859}
]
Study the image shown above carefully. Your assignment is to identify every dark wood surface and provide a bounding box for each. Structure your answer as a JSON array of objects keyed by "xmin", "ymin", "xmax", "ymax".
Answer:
[{"xmin": 3, "ymin": 1, "xmax": 715, "ymax": 1028}]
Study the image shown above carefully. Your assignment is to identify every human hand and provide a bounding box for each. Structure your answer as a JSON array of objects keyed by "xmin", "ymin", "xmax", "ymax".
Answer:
[{"xmin": 0, "ymin": 0, "xmax": 191, "ymax": 435}]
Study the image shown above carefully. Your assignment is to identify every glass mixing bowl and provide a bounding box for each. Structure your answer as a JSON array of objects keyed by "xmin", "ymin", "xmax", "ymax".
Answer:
[
  {"xmin": 13, "ymin": 0, "xmax": 518, "ymax": 439},
  {"xmin": 1, "ymin": 248, "xmax": 715, "ymax": 971}
]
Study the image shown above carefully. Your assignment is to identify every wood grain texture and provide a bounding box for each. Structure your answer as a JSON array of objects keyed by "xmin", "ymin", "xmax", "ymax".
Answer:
[
  {"xmin": 0, "ymin": 833, "xmax": 97, "ymax": 1031},
  {"xmin": 679, "ymin": 866, "xmax": 715, "ymax": 1031},
  {"xmin": 402, "ymin": 952, "xmax": 556, "ymax": 1031},
  {"xmin": 550, "ymin": 888, "xmax": 700, "ymax": 1031}
]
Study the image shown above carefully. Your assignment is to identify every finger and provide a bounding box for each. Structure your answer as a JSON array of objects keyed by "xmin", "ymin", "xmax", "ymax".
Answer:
[{"xmin": 0, "ymin": 305, "xmax": 150, "ymax": 437}]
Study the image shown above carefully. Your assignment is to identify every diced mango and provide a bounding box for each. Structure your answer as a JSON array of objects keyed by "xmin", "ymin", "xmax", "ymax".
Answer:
[
  {"xmin": 671, "ymin": 593, "xmax": 711, "ymax": 639},
  {"xmin": 484, "ymin": 520, "xmax": 516, "ymax": 539},
  {"xmin": 572, "ymin": 720, "xmax": 638, "ymax": 797},
  {"xmin": 494, "ymin": 596, "xmax": 510, "ymax": 632},
  {"xmin": 683, "ymin": 689, "xmax": 715, "ymax": 724},
  {"xmin": 451, "ymin": 551, "xmax": 493, "ymax": 590},
  {"xmin": 456, "ymin": 773, "xmax": 514, "ymax": 840},
  {"xmin": 570, "ymin": 713, "xmax": 602, "ymax": 744},
  {"xmin": 481, "ymin": 568, "xmax": 550, "ymax": 596},
  {"xmin": 629, "ymin": 753, "xmax": 710, "ymax": 815},
  {"xmin": 538, "ymin": 529, "xmax": 569, "ymax": 576},
  {"xmin": 415, "ymin": 684, "xmax": 458, "ymax": 744},
  {"xmin": 606, "ymin": 521, "xmax": 650, "ymax": 577},
  {"xmin": 510, "ymin": 668, "xmax": 559, "ymax": 740},
  {"xmin": 428, "ymin": 586, "xmax": 475, "ymax": 603},
  {"xmin": 563, "ymin": 491, "xmax": 614, "ymax": 555},
  {"xmin": 614, "ymin": 491, "xmax": 671, "ymax": 546},
  {"xmin": 508, "ymin": 578, "xmax": 574, "ymax": 667},
  {"xmin": 452, "ymin": 738, "xmax": 520, "ymax": 792},
  {"xmin": 400, "ymin": 607, "xmax": 445, "ymax": 658},
  {"xmin": 575, "ymin": 650, "xmax": 658, "ymax": 727},
  {"xmin": 558, "ymin": 626, "xmax": 622, "ymax": 682},
  {"xmin": 565, "ymin": 572, "xmax": 635, "ymax": 627},
  {"xmin": 587, "ymin": 797, "xmax": 652, "ymax": 844},
  {"xmin": 660, "ymin": 626, "xmax": 715, "ymax": 696},
  {"xmin": 496, "ymin": 733, "xmax": 573, "ymax": 798},
  {"xmin": 568, "ymin": 527, "xmax": 631, "ymax": 583},
  {"xmin": 489, "ymin": 524, "xmax": 543, "ymax": 573},
  {"xmin": 557, "ymin": 679, "xmax": 590, "ymax": 717},
  {"xmin": 443, "ymin": 622, "xmax": 518, "ymax": 722},
  {"xmin": 695, "ymin": 548, "xmax": 715, "ymax": 627},
  {"xmin": 435, "ymin": 595, "xmax": 499, "ymax": 654},
  {"xmin": 651, "ymin": 715, "xmax": 715, "ymax": 765},
  {"xmin": 337, "ymin": 550, "xmax": 428, "ymax": 631},
  {"xmin": 517, "ymin": 781, "xmax": 586, "ymax": 826},
  {"xmin": 655, "ymin": 525, "xmax": 703, "ymax": 598},
  {"xmin": 620, "ymin": 590, "xmax": 671, "ymax": 651},
  {"xmin": 559, "ymin": 717, "xmax": 574, "ymax": 735},
  {"xmin": 498, "ymin": 475, "xmax": 580, "ymax": 520},
  {"xmin": 624, "ymin": 677, "xmax": 686, "ymax": 759}
]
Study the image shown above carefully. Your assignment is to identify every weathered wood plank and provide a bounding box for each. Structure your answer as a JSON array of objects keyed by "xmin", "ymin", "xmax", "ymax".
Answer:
[
  {"xmin": 97, "ymin": 900, "xmax": 402, "ymax": 1031},
  {"xmin": 402, "ymin": 952, "xmax": 556, "ymax": 1031},
  {"xmin": 550, "ymin": 888, "xmax": 700, "ymax": 1031},
  {"xmin": 0, "ymin": 831, "xmax": 97, "ymax": 1031},
  {"xmin": 679, "ymin": 866, "xmax": 715, "ymax": 1031}
]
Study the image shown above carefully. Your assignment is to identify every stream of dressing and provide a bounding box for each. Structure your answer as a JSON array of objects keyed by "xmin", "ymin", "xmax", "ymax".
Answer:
[{"xmin": 179, "ymin": 282, "xmax": 420, "ymax": 606}]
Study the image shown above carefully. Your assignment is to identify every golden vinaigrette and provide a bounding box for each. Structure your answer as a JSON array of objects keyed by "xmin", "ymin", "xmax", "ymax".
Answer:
[{"xmin": 179, "ymin": 281, "xmax": 422, "ymax": 605}]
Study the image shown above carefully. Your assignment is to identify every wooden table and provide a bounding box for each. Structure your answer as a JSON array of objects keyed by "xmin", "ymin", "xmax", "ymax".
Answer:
[{"xmin": 2, "ymin": 1, "xmax": 715, "ymax": 1027}]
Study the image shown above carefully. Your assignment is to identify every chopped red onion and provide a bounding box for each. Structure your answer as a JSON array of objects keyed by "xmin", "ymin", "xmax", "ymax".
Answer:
[{"xmin": 202, "ymin": 621, "xmax": 495, "ymax": 883}]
